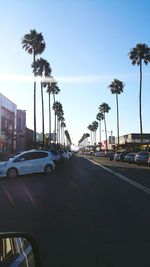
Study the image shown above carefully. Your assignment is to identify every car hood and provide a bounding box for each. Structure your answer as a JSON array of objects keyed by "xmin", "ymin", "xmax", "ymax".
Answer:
[
  {"xmin": 0, "ymin": 158, "xmax": 14, "ymax": 165},
  {"xmin": 0, "ymin": 161, "xmax": 9, "ymax": 167},
  {"xmin": 0, "ymin": 160, "xmax": 8, "ymax": 164}
]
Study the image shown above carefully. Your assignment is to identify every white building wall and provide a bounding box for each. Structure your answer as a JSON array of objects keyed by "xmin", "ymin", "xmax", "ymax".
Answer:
[
  {"xmin": 0, "ymin": 93, "xmax": 17, "ymax": 131},
  {"xmin": 0, "ymin": 93, "xmax": 17, "ymax": 154}
]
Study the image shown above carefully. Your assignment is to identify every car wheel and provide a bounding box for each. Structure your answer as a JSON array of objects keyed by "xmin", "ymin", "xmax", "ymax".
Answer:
[
  {"xmin": 44, "ymin": 164, "xmax": 53, "ymax": 175},
  {"xmin": 7, "ymin": 168, "xmax": 18, "ymax": 178}
]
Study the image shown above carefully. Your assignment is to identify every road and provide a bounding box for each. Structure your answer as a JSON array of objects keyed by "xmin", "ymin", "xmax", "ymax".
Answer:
[{"xmin": 0, "ymin": 155, "xmax": 150, "ymax": 266}]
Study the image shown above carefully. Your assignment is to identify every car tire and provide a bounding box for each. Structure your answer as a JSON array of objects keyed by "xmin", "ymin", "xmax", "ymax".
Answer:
[
  {"xmin": 7, "ymin": 168, "xmax": 18, "ymax": 178},
  {"xmin": 44, "ymin": 164, "xmax": 53, "ymax": 175}
]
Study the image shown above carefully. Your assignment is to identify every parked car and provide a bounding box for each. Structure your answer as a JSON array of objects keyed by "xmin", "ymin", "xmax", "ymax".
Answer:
[
  {"xmin": 94, "ymin": 151, "xmax": 101, "ymax": 157},
  {"xmin": 99, "ymin": 151, "xmax": 106, "ymax": 157},
  {"xmin": 148, "ymin": 155, "xmax": 150, "ymax": 166},
  {"xmin": 59, "ymin": 150, "xmax": 70, "ymax": 160},
  {"xmin": 114, "ymin": 151, "xmax": 122, "ymax": 161},
  {"xmin": 42, "ymin": 149, "xmax": 61, "ymax": 163},
  {"xmin": 0, "ymin": 150, "xmax": 55, "ymax": 178},
  {"xmin": 108, "ymin": 152, "xmax": 114, "ymax": 160},
  {"xmin": 124, "ymin": 152, "xmax": 136, "ymax": 163},
  {"xmin": 135, "ymin": 151, "xmax": 150, "ymax": 165},
  {"xmin": 67, "ymin": 150, "xmax": 72, "ymax": 158},
  {"xmin": 120, "ymin": 151, "xmax": 129, "ymax": 161},
  {"xmin": 90, "ymin": 150, "xmax": 94, "ymax": 156}
]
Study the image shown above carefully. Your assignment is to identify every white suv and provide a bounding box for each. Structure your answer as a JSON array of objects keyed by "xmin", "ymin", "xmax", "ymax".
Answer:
[{"xmin": 0, "ymin": 150, "xmax": 55, "ymax": 178}]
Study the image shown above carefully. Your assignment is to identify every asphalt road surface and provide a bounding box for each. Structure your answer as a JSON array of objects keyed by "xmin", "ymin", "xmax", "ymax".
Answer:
[{"xmin": 0, "ymin": 155, "xmax": 150, "ymax": 266}]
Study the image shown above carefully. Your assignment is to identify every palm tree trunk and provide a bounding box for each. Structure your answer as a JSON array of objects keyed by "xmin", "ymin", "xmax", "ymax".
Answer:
[
  {"xmin": 104, "ymin": 114, "xmax": 108, "ymax": 151},
  {"xmin": 56, "ymin": 116, "xmax": 59, "ymax": 144},
  {"xmin": 41, "ymin": 82, "xmax": 44, "ymax": 148},
  {"xmin": 99, "ymin": 120, "xmax": 101, "ymax": 143},
  {"xmin": 33, "ymin": 51, "xmax": 36, "ymax": 148},
  {"xmin": 48, "ymin": 92, "xmax": 51, "ymax": 146},
  {"xmin": 60, "ymin": 125, "xmax": 62, "ymax": 145},
  {"xmin": 116, "ymin": 94, "xmax": 120, "ymax": 146},
  {"xmin": 94, "ymin": 130, "xmax": 96, "ymax": 146},
  {"xmin": 58, "ymin": 121, "xmax": 61, "ymax": 144},
  {"xmin": 90, "ymin": 131, "xmax": 92, "ymax": 145},
  {"xmin": 62, "ymin": 127, "xmax": 64, "ymax": 147},
  {"xmin": 86, "ymin": 137, "xmax": 88, "ymax": 147},
  {"xmin": 139, "ymin": 60, "xmax": 143, "ymax": 148},
  {"xmin": 53, "ymin": 93, "xmax": 56, "ymax": 143},
  {"xmin": 64, "ymin": 129, "xmax": 66, "ymax": 148}
]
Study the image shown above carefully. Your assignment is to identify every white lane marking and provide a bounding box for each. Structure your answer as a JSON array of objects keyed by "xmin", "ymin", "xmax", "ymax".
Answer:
[{"xmin": 87, "ymin": 158, "xmax": 150, "ymax": 195}]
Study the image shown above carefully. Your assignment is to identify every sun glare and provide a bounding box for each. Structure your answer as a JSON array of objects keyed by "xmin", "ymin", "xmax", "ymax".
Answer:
[{"xmin": 0, "ymin": 73, "xmax": 143, "ymax": 84}]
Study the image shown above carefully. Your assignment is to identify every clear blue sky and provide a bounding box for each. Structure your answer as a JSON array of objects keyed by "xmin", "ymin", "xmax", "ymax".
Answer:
[{"xmin": 0, "ymin": 0, "xmax": 150, "ymax": 145}]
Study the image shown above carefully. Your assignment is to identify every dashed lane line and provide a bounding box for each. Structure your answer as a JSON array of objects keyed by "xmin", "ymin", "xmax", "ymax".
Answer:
[{"xmin": 87, "ymin": 158, "xmax": 150, "ymax": 195}]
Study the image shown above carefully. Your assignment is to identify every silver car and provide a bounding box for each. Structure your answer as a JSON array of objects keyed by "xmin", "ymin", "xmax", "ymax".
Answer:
[
  {"xmin": 135, "ymin": 151, "xmax": 150, "ymax": 165},
  {"xmin": 124, "ymin": 152, "xmax": 136, "ymax": 163},
  {"xmin": 114, "ymin": 151, "xmax": 122, "ymax": 161}
]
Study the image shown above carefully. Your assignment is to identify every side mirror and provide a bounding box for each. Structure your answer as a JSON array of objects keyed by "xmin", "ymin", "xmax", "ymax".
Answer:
[{"xmin": 0, "ymin": 232, "xmax": 41, "ymax": 267}]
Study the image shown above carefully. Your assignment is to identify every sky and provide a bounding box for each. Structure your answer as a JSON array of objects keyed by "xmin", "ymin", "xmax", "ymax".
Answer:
[{"xmin": 0, "ymin": 0, "xmax": 150, "ymax": 145}]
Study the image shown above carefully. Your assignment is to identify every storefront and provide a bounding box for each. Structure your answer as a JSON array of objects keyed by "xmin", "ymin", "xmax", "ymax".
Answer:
[
  {"xmin": 0, "ymin": 93, "xmax": 17, "ymax": 156},
  {"xmin": 115, "ymin": 133, "xmax": 150, "ymax": 152}
]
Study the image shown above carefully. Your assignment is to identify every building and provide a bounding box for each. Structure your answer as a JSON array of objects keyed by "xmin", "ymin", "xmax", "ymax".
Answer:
[
  {"xmin": 0, "ymin": 93, "xmax": 35, "ymax": 157},
  {"xmin": 25, "ymin": 127, "xmax": 34, "ymax": 150},
  {"xmin": 0, "ymin": 93, "xmax": 17, "ymax": 157},
  {"xmin": 101, "ymin": 133, "xmax": 150, "ymax": 151},
  {"xmin": 13, "ymin": 110, "xmax": 35, "ymax": 152},
  {"xmin": 116, "ymin": 133, "xmax": 150, "ymax": 151},
  {"xmin": 16, "ymin": 109, "xmax": 26, "ymax": 152}
]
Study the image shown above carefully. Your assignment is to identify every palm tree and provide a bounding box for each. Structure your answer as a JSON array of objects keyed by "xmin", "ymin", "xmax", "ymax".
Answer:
[
  {"xmin": 92, "ymin": 121, "xmax": 98, "ymax": 146},
  {"xmin": 61, "ymin": 121, "xmax": 66, "ymax": 146},
  {"xmin": 21, "ymin": 29, "xmax": 46, "ymax": 147},
  {"xmin": 46, "ymin": 79, "xmax": 60, "ymax": 144},
  {"xmin": 78, "ymin": 133, "xmax": 90, "ymax": 147},
  {"xmin": 84, "ymin": 133, "xmax": 90, "ymax": 147},
  {"xmin": 96, "ymin": 112, "xmax": 104, "ymax": 145},
  {"xmin": 58, "ymin": 115, "xmax": 65, "ymax": 145},
  {"xmin": 87, "ymin": 124, "xmax": 94, "ymax": 145},
  {"xmin": 53, "ymin": 101, "xmax": 63, "ymax": 144},
  {"xmin": 57, "ymin": 113, "xmax": 64, "ymax": 145},
  {"xmin": 108, "ymin": 79, "xmax": 125, "ymax": 146},
  {"xmin": 99, "ymin": 103, "xmax": 111, "ymax": 151},
  {"xmin": 129, "ymin": 43, "xmax": 150, "ymax": 147},
  {"xmin": 32, "ymin": 58, "xmax": 51, "ymax": 148},
  {"xmin": 22, "ymin": 29, "xmax": 46, "ymax": 147},
  {"xmin": 46, "ymin": 80, "xmax": 54, "ymax": 144},
  {"xmin": 65, "ymin": 130, "xmax": 72, "ymax": 147}
]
